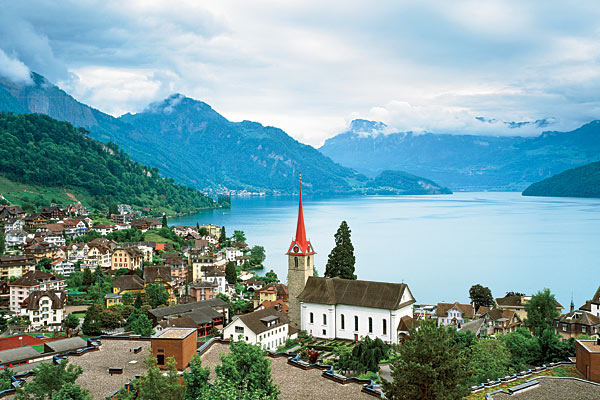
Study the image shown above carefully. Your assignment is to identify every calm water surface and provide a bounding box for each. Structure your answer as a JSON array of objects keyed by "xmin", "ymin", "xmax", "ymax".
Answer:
[{"xmin": 170, "ymin": 192, "xmax": 600, "ymax": 309}]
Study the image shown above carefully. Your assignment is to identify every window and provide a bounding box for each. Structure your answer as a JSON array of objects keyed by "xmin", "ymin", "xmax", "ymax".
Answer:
[
  {"xmin": 310, "ymin": 312, "xmax": 314, "ymax": 324},
  {"xmin": 354, "ymin": 316, "xmax": 359, "ymax": 331},
  {"xmin": 368, "ymin": 317, "xmax": 373, "ymax": 333},
  {"xmin": 322, "ymin": 329, "xmax": 326, "ymax": 336},
  {"xmin": 582, "ymin": 326, "xmax": 586, "ymax": 333},
  {"xmin": 294, "ymin": 257, "xmax": 298, "ymax": 268},
  {"xmin": 383, "ymin": 319, "xmax": 387, "ymax": 335},
  {"xmin": 323, "ymin": 314, "xmax": 327, "ymax": 325},
  {"xmin": 157, "ymin": 354, "xmax": 165, "ymax": 365},
  {"xmin": 341, "ymin": 314, "xmax": 345, "ymax": 330},
  {"xmin": 235, "ymin": 326, "xmax": 244, "ymax": 333}
]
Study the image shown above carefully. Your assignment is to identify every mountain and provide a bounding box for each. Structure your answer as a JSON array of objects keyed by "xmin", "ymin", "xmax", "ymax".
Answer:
[
  {"xmin": 522, "ymin": 161, "xmax": 600, "ymax": 198},
  {"xmin": 319, "ymin": 119, "xmax": 600, "ymax": 191},
  {"xmin": 0, "ymin": 112, "xmax": 217, "ymax": 214},
  {"xmin": 0, "ymin": 73, "xmax": 450, "ymax": 196},
  {"xmin": 366, "ymin": 170, "xmax": 451, "ymax": 195}
]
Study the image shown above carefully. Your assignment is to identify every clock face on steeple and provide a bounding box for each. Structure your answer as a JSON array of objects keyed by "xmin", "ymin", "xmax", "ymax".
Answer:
[{"xmin": 294, "ymin": 246, "xmax": 299, "ymax": 253}]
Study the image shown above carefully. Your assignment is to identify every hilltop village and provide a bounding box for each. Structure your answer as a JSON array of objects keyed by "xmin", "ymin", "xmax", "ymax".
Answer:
[{"xmin": 0, "ymin": 187, "xmax": 599, "ymax": 399}]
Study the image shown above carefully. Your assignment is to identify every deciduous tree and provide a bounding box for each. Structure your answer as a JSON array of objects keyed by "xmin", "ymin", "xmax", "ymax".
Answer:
[
  {"xmin": 16, "ymin": 360, "xmax": 90, "ymax": 400},
  {"xmin": 469, "ymin": 284, "xmax": 494, "ymax": 311},
  {"xmin": 524, "ymin": 288, "xmax": 560, "ymax": 336},
  {"xmin": 145, "ymin": 283, "xmax": 170, "ymax": 309}
]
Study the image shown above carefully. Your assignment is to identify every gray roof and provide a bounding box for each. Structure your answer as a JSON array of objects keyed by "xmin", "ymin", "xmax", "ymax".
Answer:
[
  {"xmin": 236, "ymin": 307, "xmax": 289, "ymax": 335},
  {"xmin": 459, "ymin": 318, "xmax": 485, "ymax": 335},
  {"xmin": 0, "ymin": 346, "xmax": 40, "ymax": 364},
  {"xmin": 297, "ymin": 277, "xmax": 415, "ymax": 310},
  {"xmin": 149, "ymin": 299, "xmax": 227, "ymax": 320},
  {"xmin": 43, "ymin": 337, "xmax": 87, "ymax": 353},
  {"xmin": 182, "ymin": 308, "xmax": 224, "ymax": 324}
]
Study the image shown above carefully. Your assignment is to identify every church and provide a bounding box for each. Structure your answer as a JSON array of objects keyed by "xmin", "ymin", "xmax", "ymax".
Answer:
[{"xmin": 286, "ymin": 175, "xmax": 416, "ymax": 345}]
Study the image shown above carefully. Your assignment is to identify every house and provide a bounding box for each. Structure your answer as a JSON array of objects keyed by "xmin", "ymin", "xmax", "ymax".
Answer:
[
  {"xmin": 9, "ymin": 271, "xmax": 66, "ymax": 313},
  {"xmin": 39, "ymin": 206, "xmax": 67, "ymax": 220},
  {"xmin": 413, "ymin": 304, "xmax": 436, "ymax": 320},
  {"xmin": 151, "ymin": 328, "xmax": 197, "ymax": 370},
  {"xmin": 481, "ymin": 309, "xmax": 522, "ymax": 335},
  {"xmin": 255, "ymin": 299, "xmax": 289, "ymax": 313},
  {"xmin": 131, "ymin": 218, "xmax": 162, "ymax": 232},
  {"xmin": 397, "ymin": 315, "xmax": 419, "ymax": 340},
  {"xmin": 435, "ymin": 302, "xmax": 474, "ymax": 328},
  {"xmin": 144, "ymin": 266, "xmax": 175, "ymax": 302},
  {"xmin": 189, "ymin": 281, "xmax": 218, "ymax": 301},
  {"xmin": 66, "ymin": 202, "xmax": 88, "ymax": 217},
  {"xmin": 123, "ymin": 242, "xmax": 155, "ymax": 262},
  {"xmin": 34, "ymin": 230, "xmax": 66, "ymax": 247},
  {"xmin": 190, "ymin": 252, "xmax": 226, "ymax": 281},
  {"xmin": 223, "ymin": 307, "xmax": 294, "ymax": 351},
  {"xmin": 50, "ymin": 258, "xmax": 75, "ymax": 277},
  {"xmin": 0, "ymin": 206, "xmax": 25, "ymax": 221},
  {"xmin": 298, "ymin": 276, "xmax": 416, "ymax": 344},
  {"xmin": 162, "ymin": 256, "xmax": 188, "ymax": 285},
  {"xmin": 111, "ymin": 247, "xmax": 143, "ymax": 270},
  {"xmin": 496, "ymin": 294, "xmax": 563, "ymax": 322},
  {"xmin": 579, "ymin": 286, "xmax": 600, "ymax": 318},
  {"xmin": 575, "ymin": 339, "xmax": 600, "ymax": 382},
  {"xmin": 106, "ymin": 274, "xmax": 145, "ymax": 307},
  {"xmin": 110, "ymin": 213, "xmax": 130, "ymax": 225},
  {"xmin": 244, "ymin": 278, "xmax": 264, "ymax": 291},
  {"xmin": 24, "ymin": 213, "xmax": 46, "ymax": 228},
  {"xmin": 2, "ymin": 218, "xmax": 25, "ymax": 233},
  {"xmin": 83, "ymin": 243, "xmax": 112, "ymax": 270},
  {"xmin": 149, "ymin": 299, "xmax": 229, "ymax": 338},
  {"xmin": 252, "ymin": 283, "xmax": 289, "ymax": 308},
  {"xmin": 554, "ymin": 310, "xmax": 600, "ymax": 339},
  {"xmin": 0, "ymin": 255, "xmax": 36, "ymax": 279},
  {"xmin": 201, "ymin": 267, "xmax": 226, "ymax": 294},
  {"xmin": 89, "ymin": 224, "xmax": 116, "ymax": 236},
  {"xmin": 24, "ymin": 242, "xmax": 61, "ymax": 262},
  {"xmin": 61, "ymin": 219, "xmax": 88, "ymax": 237},
  {"xmin": 172, "ymin": 226, "xmax": 197, "ymax": 237},
  {"xmin": 66, "ymin": 242, "xmax": 89, "ymax": 262},
  {"xmin": 222, "ymin": 247, "xmax": 243, "ymax": 265},
  {"xmin": 198, "ymin": 224, "xmax": 221, "ymax": 238},
  {"xmin": 5, "ymin": 230, "xmax": 28, "ymax": 249},
  {"xmin": 20, "ymin": 290, "xmax": 66, "ymax": 331}
]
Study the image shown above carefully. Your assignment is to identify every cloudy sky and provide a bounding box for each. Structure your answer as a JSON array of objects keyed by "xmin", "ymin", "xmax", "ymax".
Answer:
[{"xmin": 1, "ymin": 0, "xmax": 600, "ymax": 146}]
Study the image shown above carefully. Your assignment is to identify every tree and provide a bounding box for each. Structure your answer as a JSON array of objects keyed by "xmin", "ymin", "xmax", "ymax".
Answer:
[
  {"xmin": 337, "ymin": 336, "xmax": 389, "ymax": 374},
  {"xmin": 250, "ymin": 245, "xmax": 266, "ymax": 265},
  {"xmin": 219, "ymin": 226, "xmax": 226, "ymax": 243},
  {"xmin": 256, "ymin": 270, "xmax": 278, "ymax": 285},
  {"xmin": 52, "ymin": 382, "xmax": 92, "ymax": 400},
  {"xmin": 466, "ymin": 339, "xmax": 513, "ymax": 386},
  {"xmin": 128, "ymin": 354, "xmax": 184, "ymax": 400},
  {"xmin": 499, "ymin": 328, "xmax": 540, "ymax": 370},
  {"xmin": 382, "ymin": 321, "xmax": 470, "ymax": 400},
  {"xmin": 145, "ymin": 283, "xmax": 170, "ymax": 309},
  {"xmin": 36, "ymin": 257, "xmax": 52, "ymax": 272},
  {"xmin": 93, "ymin": 267, "xmax": 105, "ymax": 285},
  {"xmin": 134, "ymin": 293, "xmax": 143, "ymax": 309},
  {"xmin": 232, "ymin": 230, "xmax": 246, "ymax": 243},
  {"xmin": 100, "ymin": 307, "xmax": 123, "ymax": 330},
  {"xmin": 15, "ymin": 360, "xmax": 90, "ymax": 400},
  {"xmin": 225, "ymin": 262, "xmax": 237, "ymax": 284},
  {"xmin": 469, "ymin": 284, "xmax": 494, "ymax": 311},
  {"xmin": 82, "ymin": 268, "xmax": 94, "ymax": 286},
  {"xmin": 81, "ymin": 305, "xmax": 102, "ymax": 336},
  {"xmin": 162, "ymin": 214, "xmax": 168, "ymax": 228},
  {"xmin": 324, "ymin": 221, "xmax": 356, "ymax": 280},
  {"xmin": 122, "ymin": 292, "xmax": 134, "ymax": 306},
  {"xmin": 125, "ymin": 310, "xmax": 153, "ymax": 336},
  {"xmin": 108, "ymin": 203, "xmax": 119, "ymax": 216},
  {"xmin": 183, "ymin": 355, "xmax": 210, "ymax": 400},
  {"xmin": 115, "ymin": 268, "xmax": 131, "ymax": 277},
  {"xmin": 524, "ymin": 288, "xmax": 560, "ymax": 336},
  {"xmin": 198, "ymin": 226, "xmax": 208, "ymax": 236},
  {"xmin": 213, "ymin": 341, "xmax": 279, "ymax": 399},
  {"xmin": 64, "ymin": 313, "xmax": 80, "ymax": 334},
  {"xmin": 506, "ymin": 291, "xmax": 526, "ymax": 297},
  {"xmin": 0, "ymin": 231, "xmax": 5, "ymax": 255}
]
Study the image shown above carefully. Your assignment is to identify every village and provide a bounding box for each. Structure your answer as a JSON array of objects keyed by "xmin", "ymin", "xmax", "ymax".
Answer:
[{"xmin": 0, "ymin": 191, "xmax": 599, "ymax": 400}]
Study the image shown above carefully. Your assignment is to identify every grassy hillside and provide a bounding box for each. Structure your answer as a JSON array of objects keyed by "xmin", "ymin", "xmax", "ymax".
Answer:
[
  {"xmin": 522, "ymin": 161, "xmax": 600, "ymax": 198},
  {"xmin": 0, "ymin": 112, "xmax": 217, "ymax": 214}
]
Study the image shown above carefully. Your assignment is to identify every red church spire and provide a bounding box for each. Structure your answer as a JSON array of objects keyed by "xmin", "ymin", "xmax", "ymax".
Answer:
[{"xmin": 287, "ymin": 173, "xmax": 315, "ymax": 255}]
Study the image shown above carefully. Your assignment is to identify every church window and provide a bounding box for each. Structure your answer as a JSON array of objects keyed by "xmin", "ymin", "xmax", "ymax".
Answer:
[
  {"xmin": 310, "ymin": 312, "xmax": 314, "ymax": 324},
  {"xmin": 294, "ymin": 257, "xmax": 298, "ymax": 268},
  {"xmin": 341, "ymin": 314, "xmax": 345, "ymax": 330},
  {"xmin": 382, "ymin": 319, "xmax": 387, "ymax": 335},
  {"xmin": 323, "ymin": 314, "xmax": 327, "ymax": 325},
  {"xmin": 368, "ymin": 317, "xmax": 373, "ymax": 333},
  {"xmin": 354, "ymin": 316, "xmax": 359, "ymax": 331}
]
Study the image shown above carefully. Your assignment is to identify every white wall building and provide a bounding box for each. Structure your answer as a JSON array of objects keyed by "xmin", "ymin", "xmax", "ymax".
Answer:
[
  {"xmin": 223, "ymin": 307, "xmax": 294, "ymax": 351},
  {"xmin": 20, "ymin": 290, "xmax": 66, "ymax": 331},
  {"xmin": 9, "ymin": 271, "xmax": 66, "ymax": 313},
  {"xmin": 298, "ymin": 277, "xmax": 415, "ymax": 345},
  {"xmin": 50, "ymin": 259, "xmax": 75, "ymax": 277}
]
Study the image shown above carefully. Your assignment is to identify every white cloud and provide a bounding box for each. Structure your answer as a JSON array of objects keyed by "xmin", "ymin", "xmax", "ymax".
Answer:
[{"xmin": 0, "ymin": 49, "xmax": 32, "ymax": 84}]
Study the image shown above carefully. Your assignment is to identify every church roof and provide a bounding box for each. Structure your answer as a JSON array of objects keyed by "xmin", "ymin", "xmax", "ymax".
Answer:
[
  {"xmin": 287, "ymin": 175, "xmax": 315, "ymax": 256},
  {"xmin": 297, "ymin": 276, "xmax": 415, "ymax": 310}
]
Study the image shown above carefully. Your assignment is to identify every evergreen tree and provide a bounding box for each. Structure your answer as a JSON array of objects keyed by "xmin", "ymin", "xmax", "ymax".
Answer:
[
  {"xmin": 81, "ymin": 268, "xmax": 93, "ymax": 286},
  {"xmin": 162, "ymin": 214, "xmax": 168, "ymax": 228},
  {"xmin": 0, "ymin": 231, "xmax": 5, "ymax": 255},
  {"xmin": 134, "ymin": 293, "xmax": 143, "ymax": 309},
  {"xmin": 145, "ymin": 283, "xmax": 170, "ymax": 309},
  {"xmin": 122, "ymin": 292, "xmax": 134, "ymax": 306},
  {"xmin": 108, "ymin": 203, "xmax": 119, "ymax": 216},
  {"xmin": 64, "ymin": 313, "xmax": 80, "ymax": 334},
  {"xmin": 81, "ymin": 305, "xmax": 102, "ymax": 336},
  {"xmin": 232, "ymin": 230, "xmax": 246, "ymax": 243},
  {"xmin": 383, "ymin": 321, "xmax": 470, "ymax": 400},
  {"xmin": 93, "ymin": 267, "xmax": 104, "ymax": 285},
  {"xmin": 125, "ymin": 354, "xmax": 184, "ymax": 400},
  {"xmin": 324, "ymin": 221, "xmax": 356, "ymax": 279},
  {"xmin": 219, "ymin": 226, "xmax": 226, "ymax": 243},
  {"xmin": 225, "ymin": 262, "xmax": 237, "ymax": 284},
  {"xmin": 469, "ymin": 284, "xmax": 494, "ymax": 311},
  {"xmin": 524, "ymin": 288, "xmax": 560, "ymax": 336}
]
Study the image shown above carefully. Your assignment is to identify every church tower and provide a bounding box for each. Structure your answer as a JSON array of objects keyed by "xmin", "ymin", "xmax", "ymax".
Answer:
[{"xmin": 287, "ymin": 174, "xmax": 315, "ymax": 328}]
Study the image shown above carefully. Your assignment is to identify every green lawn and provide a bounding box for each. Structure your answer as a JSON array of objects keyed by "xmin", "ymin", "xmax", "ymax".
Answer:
[
  {"xmin": 144, "ymin": 232, "xmax": 177, "ymax": 245},
  {"xmin": 32, "ymin": 344, "xmax": 45, "ymax": 353}
]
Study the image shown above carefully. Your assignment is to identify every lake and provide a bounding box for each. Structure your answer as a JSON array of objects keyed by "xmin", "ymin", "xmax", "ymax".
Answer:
[{"xmin": 169, "ymin": 192, "xmax": 600, "ymax": 309}]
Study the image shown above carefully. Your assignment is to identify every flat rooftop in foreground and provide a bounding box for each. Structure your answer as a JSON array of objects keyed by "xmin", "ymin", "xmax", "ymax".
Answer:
[
  {"xmin": 490, "ymin": 377, "xmax": 600, "ymax": 400},
  {"xmin": 580, "ymin": 340, "xmax": 600, "ymax": 352},
  {"xmin": 153, "ymin": 327, "xmax": 196, "ymax": 339}
]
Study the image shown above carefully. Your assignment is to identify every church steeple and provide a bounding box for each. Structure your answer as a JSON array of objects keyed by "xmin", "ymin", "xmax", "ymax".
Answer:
[{"xmin": 287, "ymin": 174, "xmax": 315, "ymax": 255}]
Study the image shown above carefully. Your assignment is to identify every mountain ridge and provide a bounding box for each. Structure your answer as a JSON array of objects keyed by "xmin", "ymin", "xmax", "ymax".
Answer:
[{"xmin": 522, "ymin": 161, "xmax": 600, "ymax": 199}]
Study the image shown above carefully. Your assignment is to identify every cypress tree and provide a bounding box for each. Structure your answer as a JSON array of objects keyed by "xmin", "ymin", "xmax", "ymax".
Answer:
[
  {"xmin": 82, "ymin": 268, "xmax": 94, "ymax": 286},
  {"xmin": 134, "ymin": 293, "xmax": 143, "ymax": 309},
  {"xmin": 324, "ymin": 221, "xmax": 356, "ymax": 280},
  {"xmin": 0, "ymin": 231, "xmax": 5, "ymax": 255},
  {"xmin": 162, "ymin": 214, "xmax": 168, "ymax": 228},
  {"xmin": 225, "ymin": 262, "xmax": 237, "ymax": 284}
]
